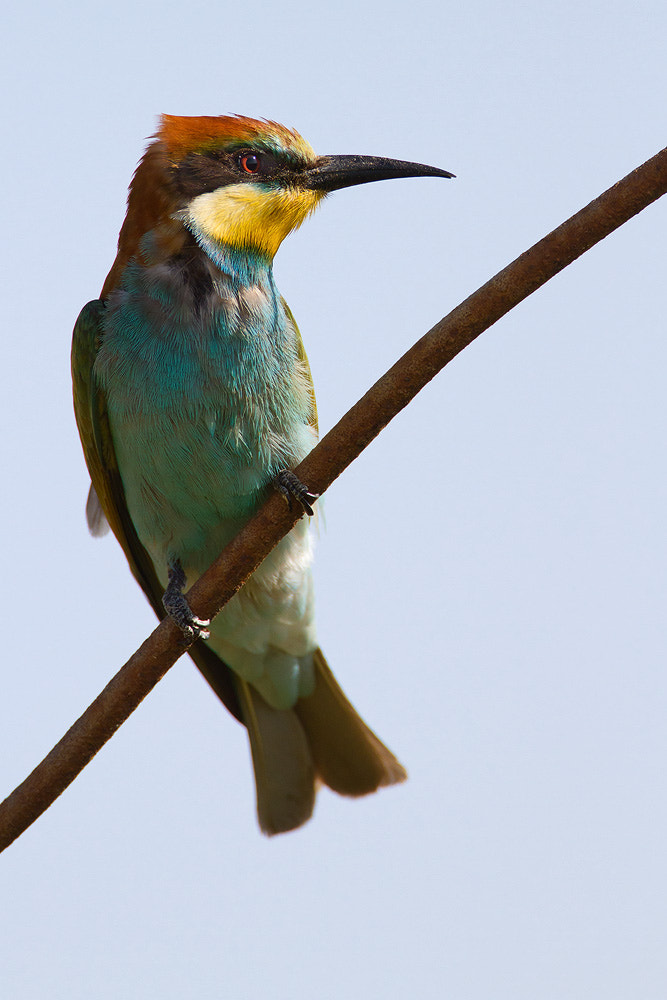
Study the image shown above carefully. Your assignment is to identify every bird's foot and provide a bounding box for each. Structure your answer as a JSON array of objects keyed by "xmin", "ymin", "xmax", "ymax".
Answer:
[
  {"xmin": 274, "ymin": 470, "xmax": 319, "ymax": 517},
  {"xmin": 163, "ymin": 559, "xmax": 211, "ymax": 641}
]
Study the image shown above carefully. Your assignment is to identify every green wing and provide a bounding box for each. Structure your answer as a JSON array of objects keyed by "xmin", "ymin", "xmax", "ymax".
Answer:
[
  {"xmin": 281, "ymin": 298, "xmax": 318, "ymax": 434},
  {"xmin": 71, "ymin": 299, "xmax": 242, "ymax": 720}
]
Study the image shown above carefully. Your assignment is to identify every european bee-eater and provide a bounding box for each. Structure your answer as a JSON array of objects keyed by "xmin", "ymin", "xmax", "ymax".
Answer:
[{"xmin": 72, "ymin": 114, "xmax": 453, "ymax": 834}]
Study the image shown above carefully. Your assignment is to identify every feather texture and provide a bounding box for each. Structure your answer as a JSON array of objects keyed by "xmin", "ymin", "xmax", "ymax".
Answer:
[
  {"xmin": 296, "ymin": 649, "xmax": 407, "ymax": 795},
  {"xmin": 236, "ymin": 679, "xmax": 316, "ymax": 835},
  {"xmin": 72, "ymin": 115, "xmax": 407, "ymax": 833}
]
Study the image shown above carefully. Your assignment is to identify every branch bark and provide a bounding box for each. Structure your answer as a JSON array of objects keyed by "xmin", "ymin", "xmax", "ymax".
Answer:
[{"xmin": 1, "ymin": 145, "xmax": 665, "ymax": 853}]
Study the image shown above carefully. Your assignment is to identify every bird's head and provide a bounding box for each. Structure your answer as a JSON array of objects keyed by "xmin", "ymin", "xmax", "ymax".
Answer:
[
  {"xmin": 103, "ymin": 115, "xmax": 453, "ymax": 294},
  {"xmin": 161, "ymin": 114, "xmax": 327, "ymax": 261}
]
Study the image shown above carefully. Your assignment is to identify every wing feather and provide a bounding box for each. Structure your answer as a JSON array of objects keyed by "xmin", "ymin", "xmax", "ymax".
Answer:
[{"xmin": 71, "ymin": 299, "xmax": 242, "ymax": 719}]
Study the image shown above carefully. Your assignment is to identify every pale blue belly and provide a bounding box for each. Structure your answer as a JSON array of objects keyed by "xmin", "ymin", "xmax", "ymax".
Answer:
[
  {"xmin": 97, "ymin": 265, "xmax": 320, "ymax": 707},
  {"xmin": 110, "ymin": 397, "xmax": 316, "ymax": 582}
]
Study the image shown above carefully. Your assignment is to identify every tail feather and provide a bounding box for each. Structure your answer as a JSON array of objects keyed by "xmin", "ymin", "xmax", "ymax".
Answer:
[
  {"xmin": 234, "ymin": 648, "xmax": 406, "ymax": 835},
  {"xmin": 235, "ymin": 678, "xmax": 316, "ymax": 836},
  {"xmin": 295, "ymin": 648, "xmax": 407, "ymax": 795}
]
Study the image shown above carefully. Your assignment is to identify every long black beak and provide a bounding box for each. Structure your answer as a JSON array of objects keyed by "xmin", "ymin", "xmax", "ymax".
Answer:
[{"xmin": 303, "ymin": 154, "xmax": 454, "ymax": 192}]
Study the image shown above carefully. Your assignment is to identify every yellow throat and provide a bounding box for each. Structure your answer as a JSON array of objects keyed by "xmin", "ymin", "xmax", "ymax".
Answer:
[{"xmin": 181, "ymin": 183, "xmax": 325, "ymax": 259}]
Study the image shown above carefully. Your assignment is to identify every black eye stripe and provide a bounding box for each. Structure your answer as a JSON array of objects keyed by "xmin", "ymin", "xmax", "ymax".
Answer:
[{"xmin": 173, "ymin": 147, "xmax": 305, "ymax": 200}]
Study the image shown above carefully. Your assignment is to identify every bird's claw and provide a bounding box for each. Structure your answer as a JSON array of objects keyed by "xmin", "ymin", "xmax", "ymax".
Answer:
[
  {"xmin": 274, "ymin": 469, "xmax": 319, "ymax": 517},
  {"xmin": 163, "ymin": 559, "xmax": 211, "ymax": 641},
  {"xmin": 164, "ymin": 597, "xmax": 211, "ymax": 641},
  {"xmin": 183, "ymin": 614, "xmax": 212, "ymax": 642}
]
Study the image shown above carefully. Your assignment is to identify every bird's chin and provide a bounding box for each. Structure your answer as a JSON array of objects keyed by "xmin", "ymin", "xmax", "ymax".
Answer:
[{"xmin": 179, "ymin": 184, "xmax": 326, "ymax": 260}]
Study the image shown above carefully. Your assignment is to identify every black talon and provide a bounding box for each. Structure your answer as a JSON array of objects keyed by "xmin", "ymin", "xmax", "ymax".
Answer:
[
  {"xmin": 163, "ymin": 558, "xmax": 211, "ymax": 640},
  {"xmin": 274, "ymin": 469, "xmax": 319, "ymax": 517}
]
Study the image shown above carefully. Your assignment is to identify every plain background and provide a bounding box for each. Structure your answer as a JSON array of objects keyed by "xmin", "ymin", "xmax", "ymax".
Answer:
[{"xmin": 2, "ymin": 1, "xmax": 666, "ymax": 997}]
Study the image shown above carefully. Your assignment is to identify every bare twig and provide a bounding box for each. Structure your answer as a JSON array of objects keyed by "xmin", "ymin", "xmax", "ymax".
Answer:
[{"xmin": 1, "ymin": 145, "xmax": 665, "ymax": 853}]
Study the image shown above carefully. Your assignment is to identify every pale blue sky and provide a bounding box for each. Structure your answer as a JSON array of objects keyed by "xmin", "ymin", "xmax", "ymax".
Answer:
[{"xmin": 2, "ymin": 1, "xmax": 666, "ymax": 997}]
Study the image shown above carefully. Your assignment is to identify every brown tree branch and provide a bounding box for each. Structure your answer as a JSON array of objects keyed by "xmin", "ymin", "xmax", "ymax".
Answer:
[{"xmin": 1, "ymin": 146, "xmax": 665, "ymax": 853}]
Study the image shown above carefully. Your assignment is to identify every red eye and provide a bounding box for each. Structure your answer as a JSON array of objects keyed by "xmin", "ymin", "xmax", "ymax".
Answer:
[{"xmin": 240, "ymin": 153, "xmax": 261, "ymax": 174}]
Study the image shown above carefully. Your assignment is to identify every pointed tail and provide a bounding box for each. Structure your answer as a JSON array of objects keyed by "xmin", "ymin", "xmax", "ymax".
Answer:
[{"xmin": 236, "ymin": 647, "xmax": 406, "ymax": 835}]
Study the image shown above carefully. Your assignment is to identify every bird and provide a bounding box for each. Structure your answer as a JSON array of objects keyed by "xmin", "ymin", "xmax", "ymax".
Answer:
[{"xmin": 72, "ymin": 114, "xmax": 453, "ymax": 834}]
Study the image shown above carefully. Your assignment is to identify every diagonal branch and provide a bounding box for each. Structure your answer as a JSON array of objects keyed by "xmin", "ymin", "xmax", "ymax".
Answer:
[{"xmin": 1, "ymin": 145, "xmax": 665, "ymax": 854}]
